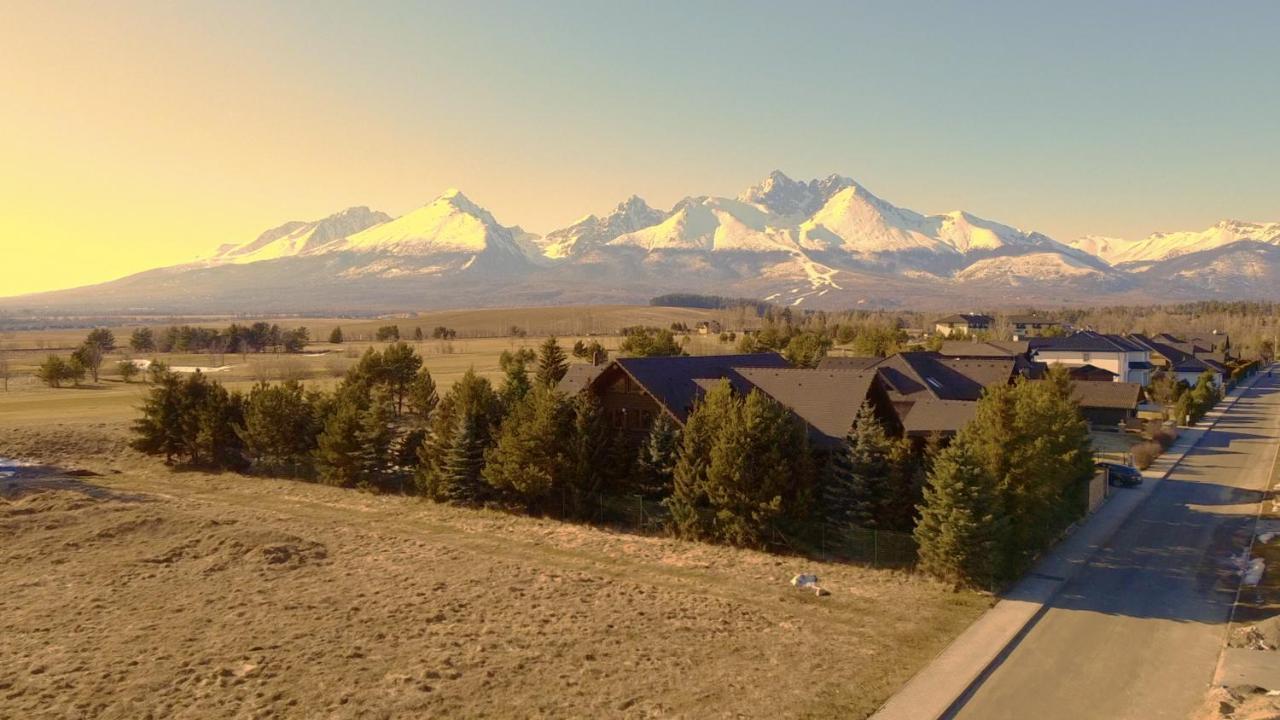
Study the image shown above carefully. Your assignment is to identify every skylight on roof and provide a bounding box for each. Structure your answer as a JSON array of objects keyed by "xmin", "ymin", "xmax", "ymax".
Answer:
[{"xmin": 926, "ymin": 377, "xmax": 942, "ymax": 389}]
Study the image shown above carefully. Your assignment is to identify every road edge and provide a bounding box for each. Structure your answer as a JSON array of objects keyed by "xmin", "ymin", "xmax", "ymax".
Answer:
[{"xmin": 870, "ymin": 369, "xmax": 1269, "ymax": 720}]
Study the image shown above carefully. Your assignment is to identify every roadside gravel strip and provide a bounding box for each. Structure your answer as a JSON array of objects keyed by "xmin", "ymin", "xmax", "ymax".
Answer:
[{"xmin": 871, "ymin": 368, "xmax": 1271, "ymax": 720}]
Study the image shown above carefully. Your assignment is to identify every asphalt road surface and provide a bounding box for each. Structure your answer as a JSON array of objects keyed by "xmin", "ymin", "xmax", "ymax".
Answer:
[{"xmin": 951, "ymin": 372, "xmax": 1280, "ymax": 720}]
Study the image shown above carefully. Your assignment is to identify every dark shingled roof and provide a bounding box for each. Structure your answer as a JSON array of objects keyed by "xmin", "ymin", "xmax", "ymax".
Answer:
[
  {"xmin": 1037, "ymin": 331, "xmax": 1145, "ymax": 353},
  {"xmin": 900, "ymin": 399, "xmax": 979, "ymax": 436},
  {"xmin": 1071, "ymin": 381, "xmax": 1144, "ymax": 410},
  {"xmin": 612, "ymin": 353, "xmax": 790, "ymax": 423},
  {"xmin": 937, "ymin": 340, "xmax": 1029, "ymax": 358},
  {"xmin": 557, "ymin": 363, "xmax": 605, "ymax": 395},
  {"xmin": 1006, "ymin": 315, "xmax": 1060, "ymax": 326},
  {"xmin": 936, "ymin": 313, "xmax": 993, "ymax": 326},
  {"xmin": 817, "ymin": 356, "xmax": 885, "ymax": 371},
  {"xmin": 732, "ymin": 367, "xmax": 881, "ymax": 446}
]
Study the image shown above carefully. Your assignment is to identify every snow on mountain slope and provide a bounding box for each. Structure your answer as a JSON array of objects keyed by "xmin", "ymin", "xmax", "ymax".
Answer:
[
  {"xmin": 213, "ymin": 206, "xmax": 390, "ymax": 264},
  {"xmin": 953, "ymin": 252, "xmax": 1110, "ymax": 283},
  {"xmin": 333, "ymin": 189, "xmax": 518, "ymax": 256},
  {"xmin": 1068, "ymin": 235, "xmax": 1133, "ymax": 264},
  {"xmin": 737, "ymin": 171, "xmax": 854, "ymax": 217},
  {"xmin": 607, "ymin": 196, "xmax": 796, "ymax": 254},
  {"xmin": 539, "ymin": 196, "xmax": 667, "ymax": 259},
  {"xmin": 1107, "ymin": 220, "xmax": 1280, "ymax": 265}
]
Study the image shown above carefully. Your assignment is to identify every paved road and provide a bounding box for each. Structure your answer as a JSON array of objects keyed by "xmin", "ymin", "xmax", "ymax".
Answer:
[{"xmin": 951, "ymin": 372, "xmax": 1280, "ymax": 720}]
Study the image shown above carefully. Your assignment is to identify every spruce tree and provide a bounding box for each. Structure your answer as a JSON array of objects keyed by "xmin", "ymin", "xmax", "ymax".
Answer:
[
  {"xmin": 328, "ymin": 326, "xmax": 344, "ymax": 344},
  {"xmin": 407, "ymin": 368, "xmax": 439, "ymax": 422},
  {"xmin": 562, "ymin": 392, "xmax": 614, "ymax": 516},
  {"xmin": 131, "ymin": 370, "xmax": 184, "ymax": 462},
  {"xmin": 354, "ymin": 387, "xmax": 396, "ymax": 490},
  {"xmin": 828, "ymin": 402, "xmax": 893, "ymax": 529},
  {"xmin": 914, "ymin": 438, "xmax": 1002, "ymax": 589},
  {"xmin": 437, "ymin": 410, "xmax": 487, "ymax": 504},
  {"xmin": 633, "ymin": 412, "xmax": 681, "ymax": 496},
  {"xmin": 416, "ymin": 369, "xmax": 501, "ymax": 499},
  {"xmin": 483, "ymin": 386, "xmax": 570, "ymax": 509},
  {"xmin": 499, "ymin": 348, "xmax": 535, "ymax": 408},
  {"xmin": 667, "ymin": 380, "xmax": 736, "ymax": 539},
  {"xmin": 535, "ymin": 336, "xmax": 568, "ymax": 387},
  {"xmin": 315, "ymin": 385, "xmax": 368, "ymax": 488}
]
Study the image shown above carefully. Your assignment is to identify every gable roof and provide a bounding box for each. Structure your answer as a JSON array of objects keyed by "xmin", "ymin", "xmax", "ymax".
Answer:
[
  {"xmin": 900, "ymin": 399, "xmax": 978, "ymax": 437},
  {"xmin": 732, "ymin": 367, "xmax": 884, "ymax": 446},
  {"xmin": 936, "ymin": 313, "xmax": 993, "ymax": 326},
  {"xmin": 937, "ymin": 340, "xmax": 1029, "ymax": 358},
  {"xmin": 1036, "ymin": 330, "xmax": 1144, "ymax": 353},
  {"xmin": 558, "ymin": 363, "xmax": 605, "ymax": 394},
  {"xmin": 607, "ymin": 353, "xmax": 791, "ymax": 423},
  {"xmin": 1006, "ymin": 315, "xmax": 1060, "ymax": 326},
  {"xmin": 818, "ymin": 356, "xmax": 886, "ymax": 371},
  {"xmin": 1066, "ymin": 363, "xmax": 1117, "ymax": 379},
  {"xmin": 1071, "ymin": 380, "xmax": 1144, "ymax": 410}
]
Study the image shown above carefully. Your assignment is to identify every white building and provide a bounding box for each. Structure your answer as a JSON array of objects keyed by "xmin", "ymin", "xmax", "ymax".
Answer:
[{"xmin": 1032, "ymin": 331, "xmax": 1153, "ymax": 385}]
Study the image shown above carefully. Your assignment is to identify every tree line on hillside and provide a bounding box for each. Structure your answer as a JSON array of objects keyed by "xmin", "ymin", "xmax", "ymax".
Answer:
[
  {"xmin": 129, "ymin": 335, "xmax": 1095, "ymax": 589},
  {"xmin": 129, "ymin": 323, "xmax": 310, "ymax": 355}
]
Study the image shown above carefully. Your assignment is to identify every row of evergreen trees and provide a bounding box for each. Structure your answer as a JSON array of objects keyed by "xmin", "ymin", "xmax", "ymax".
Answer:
[
  {"xmin": 130, "ymin": 337, "xmax": 1095, "ymax": 589},
  {"xmin": 914, "ymin": 367, "xmax": 1095, "ymax": 588}
]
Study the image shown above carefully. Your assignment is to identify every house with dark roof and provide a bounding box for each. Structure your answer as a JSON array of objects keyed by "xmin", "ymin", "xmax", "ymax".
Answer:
[
  {"xmin": 1128, "ymin": 334, "xmax": 1225, "ymax": 387},
  {"xmin": 822, "ymin": 351, "xmax": 1022, "ymax": 437},
  {"xmin": 1006, "ymin": 315, "xmax": 1061, "ymax": 338},
  {"xmin": 1031, "ymin": 331, "xmax": 1153, "ymax": 385},
  {"xmin": 1068, "ymin": 381, "xmax": 1146, "ymax": 426},
  {"xmin": 1066, "ymin": 364, "xmax": 1117, "ymax": 382},
  {"xmin": 567, "ymin": 353, "xmax": 898, "ymax": 448},
  {"xmin": 934, "ymin": 313, "xmax": 993, "ymax": 337},
  {"xmin": 936, "ymin": 339, "xmax": 1045, "ymax": 379}
]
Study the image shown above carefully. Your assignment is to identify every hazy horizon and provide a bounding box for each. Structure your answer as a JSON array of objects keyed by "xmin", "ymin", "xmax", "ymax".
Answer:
[{"xmin": 3, "ymin": 0, "xmax": 1278, "ymax": 296}]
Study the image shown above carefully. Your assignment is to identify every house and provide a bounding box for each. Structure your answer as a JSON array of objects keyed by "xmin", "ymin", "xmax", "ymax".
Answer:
[
  {"xmin": 1069, "ymin": 381, "xmax": 1146, "ymax": 427},
  {"xmin": 1128, "ymin": 334, "xmax": 1226, "ymax": 387},
  {"xmin": 1007, "ymin": 315, "xmax": 1061, "ymax": 338},
  {"xmin": 695, "ymin": 320, "xmax": 722, "ymax": 335},
  {"xmin": 569, "ymin": 353, "xmax": 898, "ymax": 448},
  {"xmin": 936, "ymin": 339, "xmax": 1046, "ymax": 379},
  {"xmin": 822, "ymin": 351, "xmax": 1021, "ymax": 437},
  {"xmin": 1066, "ymin": 364, "xmax": 1117, "ymax": 382},
  {"xmin": 1031, "ymin": 331, "xmax": 1153, "ymax": 385},
  {"xmin": 933, "ymin": 313, "xmax": 993, "ymax": 337}
]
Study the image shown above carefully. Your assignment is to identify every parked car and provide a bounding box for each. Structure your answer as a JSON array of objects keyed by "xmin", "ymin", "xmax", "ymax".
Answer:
[{"xmin": 1098, "ymin": 461, "xmax": 1143, "ymax": 488}]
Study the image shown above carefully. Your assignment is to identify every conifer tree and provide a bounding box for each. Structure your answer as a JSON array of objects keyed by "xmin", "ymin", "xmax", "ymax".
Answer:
[
  {"xmin": 416, "ymin": 369, "xmax": 501, "ymax": 499},
  {"xmin": 562, "ymin": 392, "xmax": 614, "ymax": 516},
  {"xmin": 437, "ymin": 411, "xmax": 488, "ymax": 504},
  {"xmin": 328, "ymin": 326, "xmax": 344, "ymax": 344},
  {"xmin": 483, "ymin": 386, "xmax": 570, "ymax": 508},
  {"xmin": 633, "ymin": 412, "xmax": 681, "ymax": 496},
  {"xmin": 827, "ymin": 402, "xmax": 893, "ymax": 529},
  {"xmin": 667, "ymin": 380, "xmax": 736, "ymax": 539},
  {"xmin": 238, "ymin": 380, "xmax": 320, "ymax": 475},
  {"xmin": 535, "ymin": 336, "xmax": 568, "ymax": 387},
  {"xmin": 499, "ymin": 348, "xmax": 536, "ymax": 408},
  {"xmin": 354, "ymin": 387, "xmax": 396, "ymax": 490},
  {"xmin": 407, "ymin": 367, "xmax": 439, "ymax": 422},
  {"xmin": 914, "ymin": 438, "xmax": 1002, "ymax": 589},
  {"xmin": 315, "ymin": 385, "xmax": 368, "ymax": 488},
  {"xmin": 131, "ymin": 370, "xmax": 184, "ymax": 462}
]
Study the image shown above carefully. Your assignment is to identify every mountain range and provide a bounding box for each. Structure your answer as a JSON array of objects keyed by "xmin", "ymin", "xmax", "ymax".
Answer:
[{"xmin": 5, "ymin": 172, "xmax": 1278, "ymax": 313}]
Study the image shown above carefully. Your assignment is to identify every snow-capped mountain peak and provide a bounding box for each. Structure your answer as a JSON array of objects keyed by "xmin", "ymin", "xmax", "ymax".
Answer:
[
  {"xmin": 738, "ymin": 170, "xmax": 856, "ymax": 217},
  {"xmin": 213, "ymin": 206, "xmax": 391, "ymax": 264},
  {"xmin": 1083, "ymin": 219, "xmax": 1280, "ymax": 266},
  {"xmin": 538, "ymin": 194, "xmax": 668, "ymax": 259}
]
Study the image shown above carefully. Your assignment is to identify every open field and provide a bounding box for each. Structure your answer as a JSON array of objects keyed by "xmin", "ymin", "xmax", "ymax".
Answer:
[{"xmin": 0, "ymin": 421, "xmax": 988, "ymax": 719}]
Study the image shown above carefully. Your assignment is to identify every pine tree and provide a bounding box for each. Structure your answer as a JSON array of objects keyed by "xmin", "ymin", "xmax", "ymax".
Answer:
[
  {"xmin": 827, "ymin": 402, "xmax": 893, "ymax": 529},
  {"xmin": 437, "ymin": 411, "xmax": 487, "ymax": 504},
  {"xmin": 499, "ymin": 348, "xmax": 535, "ymax": 408},
  {"xmin": 633, "ymin": 412, "xmax": 681, "ymax": 496},
  {"xmin": 535, "ymin": 336, "xmax": 568, "ymax": 387},
  {"xmin": 315, "ymin": 385, "xmax": 368, "ymax": 488},
  {"xmin": 131, "ymin": 370, "xmax": 184, "ymax": 462},
  {"xmin": 407, "ymin": 368, "xmax": 439, "ymax": 422},
  {"xmin": 416, "ymin": 369, "xmax": 500, "ymax": 499},
  {"xmin": 238, "ymin": 380, "xmax": 320, "ymax": 475},
  {"xmin": 354, "ymin": 387, "xmax": 396, "ymax": 490},
  {"xmin": 328, "ymin": 326, "xmax": 344, "ymax": 344},
  {"xmin": 483, "ymin": 386, "xmax": 570, "ymax": 509},
  {"xmin": 562, "ymin": 392, "xmax": 614, "ymax": 516},
  {"xmin": 667, "ymin": 380, "xmax": 736, "ymax": 539},
  {"xmin": 914, "ymin": 438, "xmax": 1003, "ymax": 589}
]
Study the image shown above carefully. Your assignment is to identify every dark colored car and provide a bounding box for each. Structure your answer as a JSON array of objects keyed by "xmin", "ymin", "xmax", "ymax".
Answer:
[{"xmin": 1098, "ymin": 461, "xmax": 1143, "ymax": 488}]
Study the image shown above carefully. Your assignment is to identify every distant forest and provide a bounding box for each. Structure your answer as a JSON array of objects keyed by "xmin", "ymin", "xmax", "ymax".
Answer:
[{"xmin": 649, "ymin": 293, "xmax": 773, "ymax": 315}]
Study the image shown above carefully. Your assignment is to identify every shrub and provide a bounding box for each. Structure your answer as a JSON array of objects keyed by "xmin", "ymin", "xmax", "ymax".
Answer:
[
  {"xmin": 1131, "ymin": 441, "xmax": 1160, "ymax": 470},
  {"xmin": 1151, "ymin": 427, "xmax": 1178, "ymax": 451}
]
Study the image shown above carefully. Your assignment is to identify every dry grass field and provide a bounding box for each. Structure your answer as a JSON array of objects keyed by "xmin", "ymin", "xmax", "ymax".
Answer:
[{"xmin": 0, "ymin": 305, "xmax": 990, "ymax": 718}]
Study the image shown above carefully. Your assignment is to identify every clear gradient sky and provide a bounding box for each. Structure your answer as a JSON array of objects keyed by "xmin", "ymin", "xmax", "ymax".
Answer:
[{"xmin": 2, "ymin": 1, "xmax": 1278, "ymax": 296}]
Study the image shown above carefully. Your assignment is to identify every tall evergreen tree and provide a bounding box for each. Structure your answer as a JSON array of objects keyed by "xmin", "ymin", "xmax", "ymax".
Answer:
[
  {"xmin": 238, "ymin": 380, "xmax": 320, "ymax": 475},
  {"xmin": 314, "ymin": 385, "xmax": 369, "ymax": 488},
  {"xmin": 437, "ymin": 411, "xmax": 488, "ymax": 504},
  {"xmin": 417, "ymin": 369, "xmax": 501, "ymax": 499},
  {"xmin": 535, "ymin": 337, "xmax": 569, "ymax": 387},
  {"xmin": 354, "ymin": 387, "xmax": 396, "ymax": 490},
  {"xmin": 328, "ymin": 326, "xmax": 344, "ymax": 344},
  {"xmin": 407, "ymin": 367, "xmax": 439, "ymax": 422},
  {"xmin": 562, "ymin": 392, "xmax": 614, "ymax": 516},
  {"xmin": 667, "ymin": 380, "xmax": 736, "ymax": 539},
  {"xmin": 499, "ymin": 348, "xmax": 536, "ymax": 408},
  {"xmin": 826, "ymin": 402, "xmax": 894, "ymax": 529},
  {"xmin": 914, "ymin": 438, "xmax": 1003, "ymax": 589},
  {"xmin": 483, "ymin": 386, "xmax": 571, "ymax": 509},
  {"xmin": 633, "ymin": 412, "xmax": 681, "ymax": 496}
]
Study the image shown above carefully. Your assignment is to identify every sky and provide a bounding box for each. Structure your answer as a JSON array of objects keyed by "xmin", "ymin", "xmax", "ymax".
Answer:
[{"xmin": 2, "ymin": 0, "xmax": 1278, "ymax": 296}]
